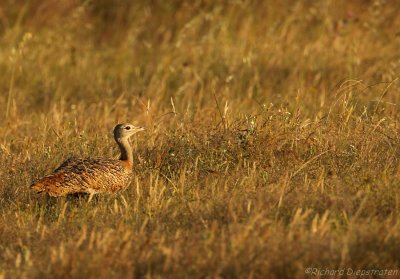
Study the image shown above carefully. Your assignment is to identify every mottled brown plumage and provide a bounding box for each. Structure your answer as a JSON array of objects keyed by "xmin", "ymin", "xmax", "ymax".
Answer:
[{"xmin": 31, "ymin": 123, "xmax": 144, "ymax": 197}]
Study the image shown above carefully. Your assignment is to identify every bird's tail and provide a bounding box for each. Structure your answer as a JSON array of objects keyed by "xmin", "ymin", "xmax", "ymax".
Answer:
[{"xmin": 30, "ymin": 182, "xmax": 46, "ymax": 193}]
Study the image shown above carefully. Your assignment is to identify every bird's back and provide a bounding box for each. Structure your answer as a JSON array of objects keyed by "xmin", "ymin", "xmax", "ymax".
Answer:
[{"xmin": 31, "ymin": 157, "xmax": 132, "ymax": 196}]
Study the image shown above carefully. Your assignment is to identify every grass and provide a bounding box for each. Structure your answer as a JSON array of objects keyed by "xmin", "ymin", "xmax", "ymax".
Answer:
[{"xmin": 1, "ymin": 0, "xmax": 400, "ymax": 278}]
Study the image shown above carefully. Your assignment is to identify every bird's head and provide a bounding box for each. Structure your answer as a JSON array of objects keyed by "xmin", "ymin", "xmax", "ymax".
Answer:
[{"xmin": 113, "ymin": 123, "xmax": 145, "ymax": 141}]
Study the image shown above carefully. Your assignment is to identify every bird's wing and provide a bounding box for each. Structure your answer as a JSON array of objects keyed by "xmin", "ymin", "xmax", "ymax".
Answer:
[
  {"xmin": 31, "ymin": 158, "xmax": 131, "ymax": 196},
  {"xmin": 53, "ymin": 156, "xmax": 79, "ymax": 172}
]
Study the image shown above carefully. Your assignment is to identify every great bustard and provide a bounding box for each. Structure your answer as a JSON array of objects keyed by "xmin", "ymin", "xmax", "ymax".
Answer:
[{"xmin": 31, "ymin": 123, "xmax": 144, "ymax": 197}]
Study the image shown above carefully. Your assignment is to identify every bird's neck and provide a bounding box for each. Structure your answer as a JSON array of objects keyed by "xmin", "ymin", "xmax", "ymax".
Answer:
[{"xmin": 116, "ymin": 137, "xmax": 133, "ymax": 168}]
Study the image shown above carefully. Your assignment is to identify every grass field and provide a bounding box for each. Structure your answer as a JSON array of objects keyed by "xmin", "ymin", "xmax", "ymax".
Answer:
[{"xmin": 1, "ymin": 1, "xmax": 400, "ymax": 278}]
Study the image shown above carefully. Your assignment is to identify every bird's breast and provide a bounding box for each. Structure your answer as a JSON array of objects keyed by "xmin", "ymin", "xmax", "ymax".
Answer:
[{"xmin": 120, "ymin": 160, "xmax": 133, "ymax": 171}]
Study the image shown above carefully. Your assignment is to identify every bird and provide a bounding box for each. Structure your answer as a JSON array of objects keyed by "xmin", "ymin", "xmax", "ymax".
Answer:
[{"xmin": 31, "ymin": 123, "xmax": 145, "ymax": 197}]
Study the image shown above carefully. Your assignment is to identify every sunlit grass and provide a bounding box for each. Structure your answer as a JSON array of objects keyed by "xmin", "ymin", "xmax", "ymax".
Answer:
[{"xmin": 0, "ymin": 1, "xmax": 400, "ymax": 278}]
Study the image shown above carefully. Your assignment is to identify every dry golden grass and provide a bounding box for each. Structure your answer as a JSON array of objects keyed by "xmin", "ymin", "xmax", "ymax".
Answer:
[{"xmin": 1, "ymin": 1, "xmax": 400, "ymax": 278}]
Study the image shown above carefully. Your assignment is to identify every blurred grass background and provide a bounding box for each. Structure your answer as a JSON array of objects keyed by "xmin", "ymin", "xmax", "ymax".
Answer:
[{"xmin": 0, "ymin": 0, "xmax": 400, "ymax": 278}]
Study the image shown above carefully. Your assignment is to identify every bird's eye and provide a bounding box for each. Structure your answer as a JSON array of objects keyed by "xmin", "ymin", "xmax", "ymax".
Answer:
[{"xmin": 125, "ymin": 126, "xmax": 131, "ymax": 130}]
